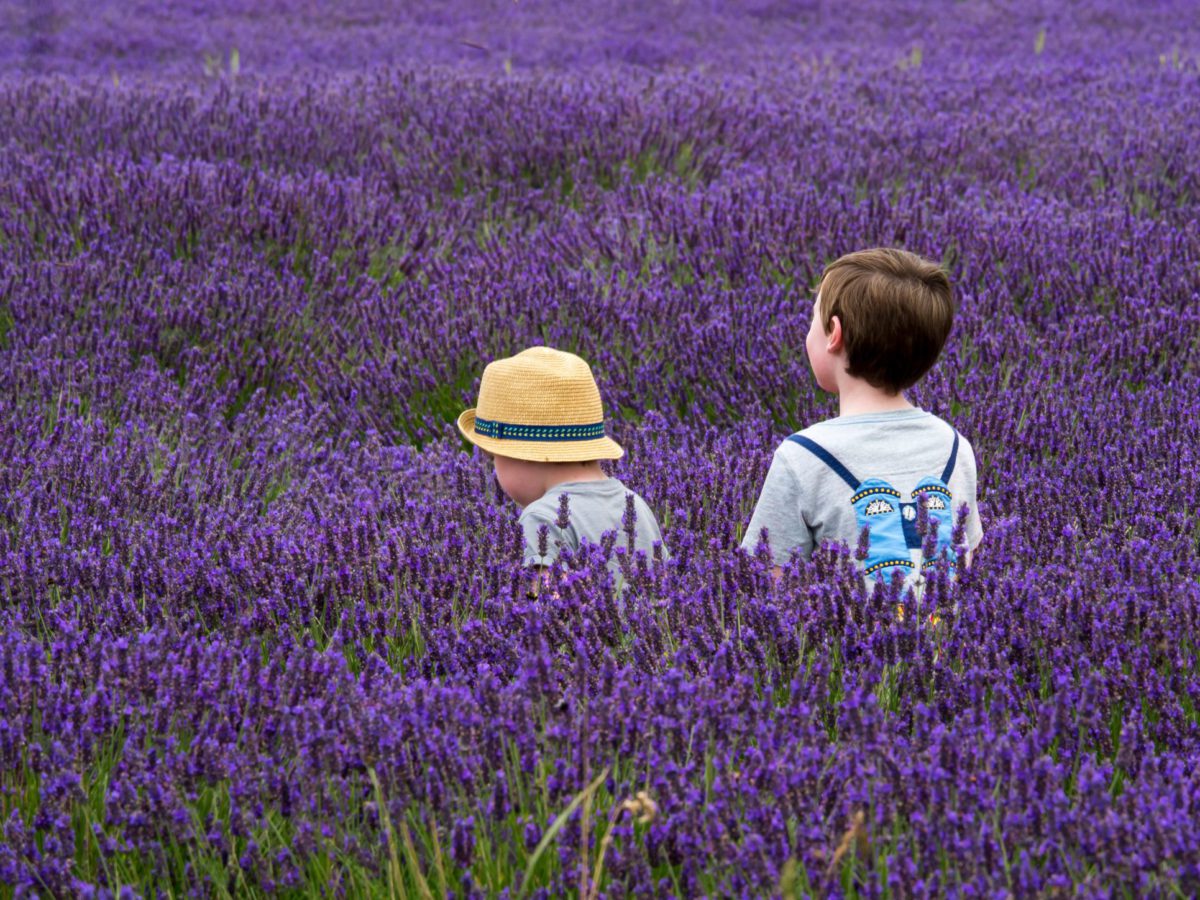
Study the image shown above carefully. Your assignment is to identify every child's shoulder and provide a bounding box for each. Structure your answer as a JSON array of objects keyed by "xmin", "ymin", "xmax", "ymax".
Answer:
[
  {"xmin": 518, "ymin": 492, "xmax": 558, "ymax": 525},
  {"xmin": 776, "ymin": 409, "xmax": 972, "ymax": 466},
  {"xmin": 518, "ymin": 477, "xmax": 634, "ymax": 524}
]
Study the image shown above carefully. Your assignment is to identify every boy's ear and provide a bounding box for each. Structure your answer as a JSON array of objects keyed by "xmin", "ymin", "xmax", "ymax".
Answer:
[{"xmin": 827, "ymin": 315, "xmax": 844, "ymax": 353}]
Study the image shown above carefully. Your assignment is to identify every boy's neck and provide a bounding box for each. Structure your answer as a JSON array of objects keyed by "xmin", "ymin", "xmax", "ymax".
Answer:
[
  {"xmin": 540, "ymin": 460, "xmax": 607, "ymax": 494},
  {"xmin": 834, "ymin": 377, "xmax": 914, "ymax": 418}
]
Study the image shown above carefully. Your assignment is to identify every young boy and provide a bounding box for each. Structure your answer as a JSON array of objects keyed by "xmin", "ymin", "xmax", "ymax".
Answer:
[
  {"xmin": 458, "ymin": 346, "xmax": 665, "ymax": 572},
  {"xmin": 742, "ymin": 248, "xmax": 983, "ymax": 584}
]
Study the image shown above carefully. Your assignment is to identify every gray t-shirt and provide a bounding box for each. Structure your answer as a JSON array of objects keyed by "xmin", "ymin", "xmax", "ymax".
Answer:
[
  {"xmin": 741, "ymin": 408, "xmax": 984, "ymax": 567},
  {"xmin": 519, "ymin": 478, "xmax": 666, "ymax": 567}
]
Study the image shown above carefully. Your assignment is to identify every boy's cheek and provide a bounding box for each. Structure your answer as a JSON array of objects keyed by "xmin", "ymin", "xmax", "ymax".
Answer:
[{"xmin": 803, "ymin": 338, "xmax": 824, "ymax": 383}]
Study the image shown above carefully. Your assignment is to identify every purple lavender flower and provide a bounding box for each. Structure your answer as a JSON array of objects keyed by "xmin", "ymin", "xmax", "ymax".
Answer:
[{"xmin": 1, "ymin": 3, "xmax": 1199, "ymax": 896}]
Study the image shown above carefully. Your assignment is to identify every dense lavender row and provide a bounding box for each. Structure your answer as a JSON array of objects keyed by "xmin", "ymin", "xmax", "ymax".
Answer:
[{"xmin": 3, "ymin": 2, "xmax": 1200, "ymax": 896}]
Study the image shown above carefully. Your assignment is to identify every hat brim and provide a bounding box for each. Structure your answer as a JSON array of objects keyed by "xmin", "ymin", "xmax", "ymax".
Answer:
[{"xmin": 457, "ymin": 409, "xmax": 624, "ymax": 462}]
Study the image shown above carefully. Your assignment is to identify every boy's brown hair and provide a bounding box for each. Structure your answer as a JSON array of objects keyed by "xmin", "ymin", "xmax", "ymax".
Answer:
[{"xmin": 818, "ymin": 248, "xmax": 954, "ymax": 394}]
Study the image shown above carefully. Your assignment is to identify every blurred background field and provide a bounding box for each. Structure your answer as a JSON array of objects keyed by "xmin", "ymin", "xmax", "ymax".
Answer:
[{"xmin": 3, "ymin": 0, "xmax": 1193, "ymax": 76}]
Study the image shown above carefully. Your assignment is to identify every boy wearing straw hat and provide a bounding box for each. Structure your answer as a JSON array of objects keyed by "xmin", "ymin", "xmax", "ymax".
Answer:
[{"xmin": 458, "ymin": 346, "xmax": 665, "ymax": 571}]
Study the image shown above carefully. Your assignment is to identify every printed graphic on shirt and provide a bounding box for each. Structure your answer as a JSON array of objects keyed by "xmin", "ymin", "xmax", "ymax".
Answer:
[{"xmin": 789, "ymin": 432, "xmax": 961, "ymax": 584}]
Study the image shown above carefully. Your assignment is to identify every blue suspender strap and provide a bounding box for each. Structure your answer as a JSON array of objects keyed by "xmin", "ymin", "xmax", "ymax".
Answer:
[
  {"xmin": 787, "ymin": 435, "xmax": 861, "ymax": 490},
  {"xmin": 941, "ymin": 431, "xmax": 960, "ymax": 484}
]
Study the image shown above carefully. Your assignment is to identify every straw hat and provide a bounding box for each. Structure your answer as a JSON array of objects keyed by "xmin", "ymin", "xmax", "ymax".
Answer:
[{"xmin": 457, "ymin": 346, "xmax": 624, "ymax": 462}]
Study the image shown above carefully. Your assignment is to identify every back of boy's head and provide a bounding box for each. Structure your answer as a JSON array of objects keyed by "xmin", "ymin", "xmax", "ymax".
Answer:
[{"xmin": 819, "ymin": 248, "xmax": 954, "ymax": 394}]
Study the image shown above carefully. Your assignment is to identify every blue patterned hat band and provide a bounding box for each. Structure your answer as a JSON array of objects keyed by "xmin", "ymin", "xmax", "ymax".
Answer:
[{"xmin": 473, "ymin": 418, "xmax": 606, "ymax": 442}]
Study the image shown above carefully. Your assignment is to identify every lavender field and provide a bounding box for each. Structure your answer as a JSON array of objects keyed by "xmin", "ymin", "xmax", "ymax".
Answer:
[{"xmin": 3, "ymin": 1, "xmax": 1200, "ymax": 896}]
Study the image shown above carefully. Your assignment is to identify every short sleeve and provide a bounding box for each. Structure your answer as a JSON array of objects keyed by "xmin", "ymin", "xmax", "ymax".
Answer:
[
  {"xmin": 959, "ymin": 438, "xmax": 985, "ymax": 551},
  {"xmin": 518, "ymin": 506, "xmax": 569, "ymax": 567},
  {"xmin": 634, "ymin": 496, "xmax": 669, "ymax": 559},
  {"xmin": 740, "ymin": 444, "xmax": 813, "ymax": 565}
]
